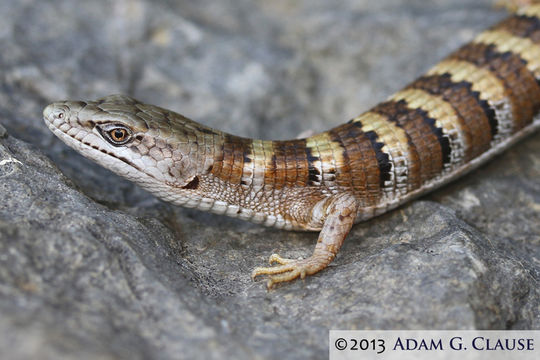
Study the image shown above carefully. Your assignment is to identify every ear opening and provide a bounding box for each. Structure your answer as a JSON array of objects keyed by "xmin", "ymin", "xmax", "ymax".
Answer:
[{"xmin": 181, "ymin": 176, "xmax": 200, "ymax": 190}]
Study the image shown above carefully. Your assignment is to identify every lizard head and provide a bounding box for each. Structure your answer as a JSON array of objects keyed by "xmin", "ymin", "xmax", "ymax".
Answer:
[{"xmin": 43, "ymin": 94, "xmax": 211, "ymax": 196}]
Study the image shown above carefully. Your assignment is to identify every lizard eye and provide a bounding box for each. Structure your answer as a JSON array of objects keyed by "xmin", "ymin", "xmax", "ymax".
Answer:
[
  {"xmin": 110, "ymin": 128, "xmax": 128, "ymax": 142},
  {"xmin": 98, "ymin": 124, "xmax": 133, "ymax": 145}
]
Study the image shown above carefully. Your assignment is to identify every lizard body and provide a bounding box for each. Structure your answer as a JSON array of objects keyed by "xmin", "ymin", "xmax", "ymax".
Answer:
[{"xmin": 44, "ymin": 4, "xmax": 540, "ymax": 288}]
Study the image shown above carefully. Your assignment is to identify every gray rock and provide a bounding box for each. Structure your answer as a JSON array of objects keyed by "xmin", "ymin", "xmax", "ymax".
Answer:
[{"xmin": 0, "ymin": 0, "xmax": 538, "ymax": 359}]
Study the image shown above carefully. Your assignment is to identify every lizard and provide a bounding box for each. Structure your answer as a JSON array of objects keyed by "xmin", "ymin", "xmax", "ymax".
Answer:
[{"xmin": 43, "ymin": 3, "xmax": 540, "ymax": 288}]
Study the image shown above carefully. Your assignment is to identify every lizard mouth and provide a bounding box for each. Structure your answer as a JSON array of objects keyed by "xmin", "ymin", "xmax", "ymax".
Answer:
[{"xmin": 43, "ymin": 102, "xmax": 154, "ymax": 185}]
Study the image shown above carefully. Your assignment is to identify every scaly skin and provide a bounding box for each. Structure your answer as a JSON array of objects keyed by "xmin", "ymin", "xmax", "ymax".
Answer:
[{"xmin": 43, "ymin": 4, "xmax": 540, "ymax": 288}]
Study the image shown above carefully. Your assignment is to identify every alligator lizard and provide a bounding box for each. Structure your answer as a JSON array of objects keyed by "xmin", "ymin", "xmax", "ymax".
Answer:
[{"xmin": 43, "ymin": 4, "xmax": 540, "ymax": 288}]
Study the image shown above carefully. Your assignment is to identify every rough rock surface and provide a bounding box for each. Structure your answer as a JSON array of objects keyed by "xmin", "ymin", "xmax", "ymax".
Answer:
[{"xmin": 0, "ymin": 0, "xmax": 539, "ymax": 359}]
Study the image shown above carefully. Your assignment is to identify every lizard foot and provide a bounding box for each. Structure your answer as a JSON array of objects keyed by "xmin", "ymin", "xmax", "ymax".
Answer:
[
  {"xmin": 251, "ymin": 253, "xmax": 321, "ymax": 289},
  {"xmin": 251, "ymin": 193, "xmax": 358, "ymax": 289}
]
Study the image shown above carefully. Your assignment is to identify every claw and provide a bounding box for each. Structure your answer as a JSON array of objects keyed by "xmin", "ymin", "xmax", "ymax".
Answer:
[
  {"xmin": 268, "ymin": 253, "xmax": 295, "ymax": 265},
  {"xmin": 251, "ymin": 262, "xmax": 295, "ymax": 278},
  {"xmin": 251, "ymin": 254, "xmax": 313, "ymax": 289}
]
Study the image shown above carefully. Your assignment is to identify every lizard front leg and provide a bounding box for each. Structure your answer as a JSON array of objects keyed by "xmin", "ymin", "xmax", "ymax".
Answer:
[{"xmin": 252, "ymin": 192, "xmax": 359, "ymax": 289}]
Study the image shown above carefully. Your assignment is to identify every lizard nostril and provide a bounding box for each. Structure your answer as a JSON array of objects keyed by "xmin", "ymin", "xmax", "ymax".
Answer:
[{"xmin": 43, "ymin": 104, "xmax": 67, "ymax": 123}]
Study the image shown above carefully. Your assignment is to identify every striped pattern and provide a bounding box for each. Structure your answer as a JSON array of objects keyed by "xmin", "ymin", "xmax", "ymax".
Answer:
[
  {"xmin": 201, "ymin": 9, "xmax": 540, "ymax": 217},
  {"xmin": 426, "ymin": 59, "xmax": 512, "ymax": 141},
  {"xmin": 391, "ymin": 88, "xmax": 467, "ymax": 170}
]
